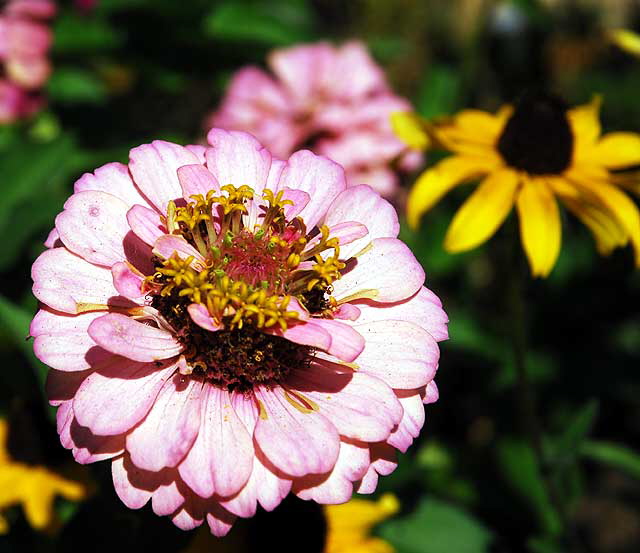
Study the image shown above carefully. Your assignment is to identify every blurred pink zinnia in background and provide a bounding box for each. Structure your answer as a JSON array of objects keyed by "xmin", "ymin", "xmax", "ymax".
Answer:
[
  {"xmin": 207, "ymin": 41, "xmax": 422, "ymax": 198},
  {"xmin": 0, "ymin": 0, "xmax": 55, "ymax": 123},
  {"xmin": 31, "ymin": 130, "xmax": 447, "ymax": 535}
]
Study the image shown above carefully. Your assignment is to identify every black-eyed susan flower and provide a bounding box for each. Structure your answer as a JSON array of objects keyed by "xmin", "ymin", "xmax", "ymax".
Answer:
[
  {"xmin": 393, "ymin": 93, "xmax": 640, "ymax": 277},
  {"xmin": 0, "ymin": 418, "xmax": 86, "ymax": 533}
]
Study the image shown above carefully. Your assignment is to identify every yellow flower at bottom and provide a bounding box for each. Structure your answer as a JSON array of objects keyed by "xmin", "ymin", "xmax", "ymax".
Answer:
[
  {"xmin": 395, "ymin": 94, "xmax": 640, "ymax": 277},
  {"xmin": 324, "ymin": 494, "xmax": 399, "ymax": 553},
  {"xmin": 0, "ymin": 419, "xmax": 87, "ymax": 533}
]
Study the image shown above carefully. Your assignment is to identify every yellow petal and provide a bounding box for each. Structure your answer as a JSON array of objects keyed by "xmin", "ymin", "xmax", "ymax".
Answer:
[
  {"xmin": 592, "ymin": 132, "xmax": 640, "ymax": 169},
  {"xmin": 567, "ymin": 96, "xmax": 602, "ymax": 157},
  {"xmin": 560, "ymin": 195, "xmax": 628, "ymax": 255},
  {"xmin": 444, "ymin": 168, "xmax": 520, "ymax": 252},
  {"xmin": 433, "ymin": 109, "xmax": 507, "ymax": 156},
  {"xmin": 609, "ymin": 29, "xmax": 640, "ymax": 57},
  {"xmin": 516, "ymin": 178, "xmax": 561, "ymax": 277},
  {"xmin": 571, "ymin": 177, "xmax": 640, "ymax": 265},
  {"xmin": 453, "ymin": 109, "xmax": 506, "ymax": 142},
  {"xmin": 324, "ymin": 494, "xmax": 399, "ymax": 553},
  {"xmin": 391, "ymin": 112, "xmax": 430, "ymax": 150},
  {"xmin": 406, "ymin": 155, "xmax": 497, "ymax": 229}
]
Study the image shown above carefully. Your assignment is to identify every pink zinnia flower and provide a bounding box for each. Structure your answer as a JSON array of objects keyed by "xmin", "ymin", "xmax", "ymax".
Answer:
[
  {"xmin": 207, "ymin": 41, "xmax": 423, "ymax": 198},
  {"xmin": 32, "ymin": 130, "xmax": 447, "ymax": 535},
  {"xmin": 0, "ymin": 0, "xmax": 55, "ymax": 122}
]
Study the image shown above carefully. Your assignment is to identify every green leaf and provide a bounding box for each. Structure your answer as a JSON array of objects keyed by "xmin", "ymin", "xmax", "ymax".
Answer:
[
  {"xmin": 53, "ymin": 15, "xmax": 124, "ymax": 53},
  {"xmin": 0, "ymin": 135, "xmax": 76, "ymax": 270},
  {"xmin": 580, "ymin": 440, "xmax": 640, "ymax": 480},
  {"xmin": 203, "ymin": 0, "xmax": 313, "ymax": 45},
  {"xmin": 0, "ymin": 295, "xmax": 47, "ymax": 389},
  {"xmin": 48, "ymin": 68, "xmax": 108, "ymax": 104},
  {"xmin": 497, "ymin": 439, "xmax": 561, "ymax": 536},
  {"xmin": 417, "ymin": 64, "xmax": 461, "ymax": 118},
  {"xmin": 549, "ymin": 400, "xmax": 598, "ymax": 467},
  {"xmin": 379, "ymin": 498, "xmax": 493, "ymax": 553}
]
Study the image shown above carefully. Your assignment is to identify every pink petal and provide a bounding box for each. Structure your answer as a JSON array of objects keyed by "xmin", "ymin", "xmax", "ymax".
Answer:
[
  {"xmin": 220, "ymin": 395, "xmax": 292, "ymax": 516},
  {"xmin": 220, "ymin": 452, "xmax": 292, "ymax": 518},
  {"xmin": 177, "ymin": 164, "xmax": 219, "ymax": 199},
  {"xmin": 294, "ymin": 440, "xmax": 370, "ymax": 503},
  {"xmin": 333, "ymin": 238, "xmax": 424, "ymax": 303},
  {"xmin": 32, "ymin": 248, "xmax": 127, "ymax": 314},
  {"xmin": 288, "ymin": 364, "xmax": 402, "ymax": 442},
  {"xmin": 352, "ymin": 320, "xmax": 439, "ymax": 389},
  {"xmin": 324, "ymin": 184, "xmax": 399, "ymax": 259},
  {"xmin": 253, "ymin": 386, "xmax": 340, "ymax": 477},
  {"xmin": 280, "ymin": 187, "xmax": 310, "ymax": 220},
  {"xmin": 206, "ymin": 505, "xmax": 237, "ymax": 537},
  {"xmin": 127, "ymin": 204, "xmax": 165, "ymax": 246},
  {"xmin": 74, "ymin": 162, "xmax": 148, "ymax": 210},
  {"xmin": 151, "ymin": 480, "xmax": 185, "ymax": 516},
  {"xmin": 334, "ymin": 303, "xmax": 361, "ymax": 321},
  {"xmin": 305, "ymin": 221, "xmax": 368, "ymax": 251},
  {"xmin": 269, "ymin": 42, "xmax": 334, "ymax": 102},
  {"xmin": 112, "ymin": 456, "xmax": 152, "ymax": 509},
  {"xmin": 68, "ymin": 418, "xmax": 125, "ymax": 463},
  {"xmin": 185, "ymin": 144, "xmax": 207, "ymax": 163},
  {"xmin": 6, "ymin": 0, "xmax": 57, "ymax": 19},
  {"xmin": 307, "ymin": 319, "xmax": 364, "ymax": 362},
  {"xmin": 73, "ymin": 358, "xmax": 175, "ymax": 435},
  {"xmin": 187, "ymin": 303, "xmax": 222, "ymax": 331},
  {"xmin": 356, "ymin": 442, "xmax": 397, "ymax": 494},
  {"xmin": 331, "ymin": 41, "xmax": 387, "ymax": 98},
  {"xmin": 129, "ymin": 140, "xmax": 199, "ymax": 213},
  {"xmin": 88, "ymin": 313, "xmax": 183, "ymax": 362},
  {"xmin": 171, "ymin": 494, "xmax": 235, "ymax": 536},
  {"xmin": 56, "ymin": 401, "xmax": 75, "ymax": 448},
  {"xmin": 354, "ymin": 286, "xmax": 449, "ymax": 342},
  {"xmin": 424, "ymin": 381, "xmax": 439, "ymax": 404},
  {"xmin": 386, "ymin": 392, "xmax": 425, "ymax": 453},
  {"xmin": 44, "ymin": 228, "xmax": 61, "ymax": 248},
  {"xmin": 171, "ymin": 506, "xmax": 203, "ymax": 531},
  {"xmin": 205, "ymin": 130, "xmax": 272, "ymax": 194},
  {"xmin": 112, "ymin": 262, "xmax": 145, "ymax": 299},
  {"xmin": 277, "ymin": 150, "xmax": 347, "ymax": 229},
  {"xmin": 355, "ymin": 466, "xmax": 378, "ymax": 494},
  {"xmin": 265, "ymin": 158, "xmax": 287, "ymax": 190},
  {"xmin": 345, "ymin": 165, "xmax": 398, "ymax": 198},
  {"xmin": 32, "ymin": 308, "xmax": 112, "ymax": 371},
  {"xmin": 127, "ymin": 375, "xmax": 204, "ymax": 471},
  {"xmin": 153, "ymin": 235, "xmax": 206, "ymax": 268},
  {"xmin": 278, "ymin": 321, "xmax": 332, "ymax": 351},
  {"xmin": 178, "ymin": 386, "xmax": 253, "ymax": 498}
]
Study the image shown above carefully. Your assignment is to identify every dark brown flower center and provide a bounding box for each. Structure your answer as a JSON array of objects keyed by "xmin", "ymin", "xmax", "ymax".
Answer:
[
  {"xmin": 152, "ymin": 290, "xmax": 313, "ymax": 392},
  {"xmin": 496, "ymin": 92, "xmax": 574, "ymax": 175}
]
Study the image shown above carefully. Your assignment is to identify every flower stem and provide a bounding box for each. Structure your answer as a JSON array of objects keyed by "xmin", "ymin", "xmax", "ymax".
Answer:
[{"xmin": 507, "ymin": 246, "xmax": 579, "ymax": 550}]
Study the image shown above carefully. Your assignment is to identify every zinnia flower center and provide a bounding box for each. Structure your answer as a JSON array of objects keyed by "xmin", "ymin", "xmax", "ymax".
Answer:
[
  {"xmin": 144, "ymin": 185, "xmax": 344, "ymax": 391},
  {"xmin": 496, "ymin": 93, "xmax": 574, "ymax": 175}
]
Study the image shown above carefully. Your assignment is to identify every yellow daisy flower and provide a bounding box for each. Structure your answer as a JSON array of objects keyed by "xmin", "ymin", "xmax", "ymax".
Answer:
[
  {"xmin": 393, "ymin": 94, "xmax": 640, "ymax": 277},
  {"xmin": 0, "ymin": 418, "xmax": 87, "ymax": 533},
  {"xmin": 323, "ymin": 494, "xmax": 399, "ymax": 553}
]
